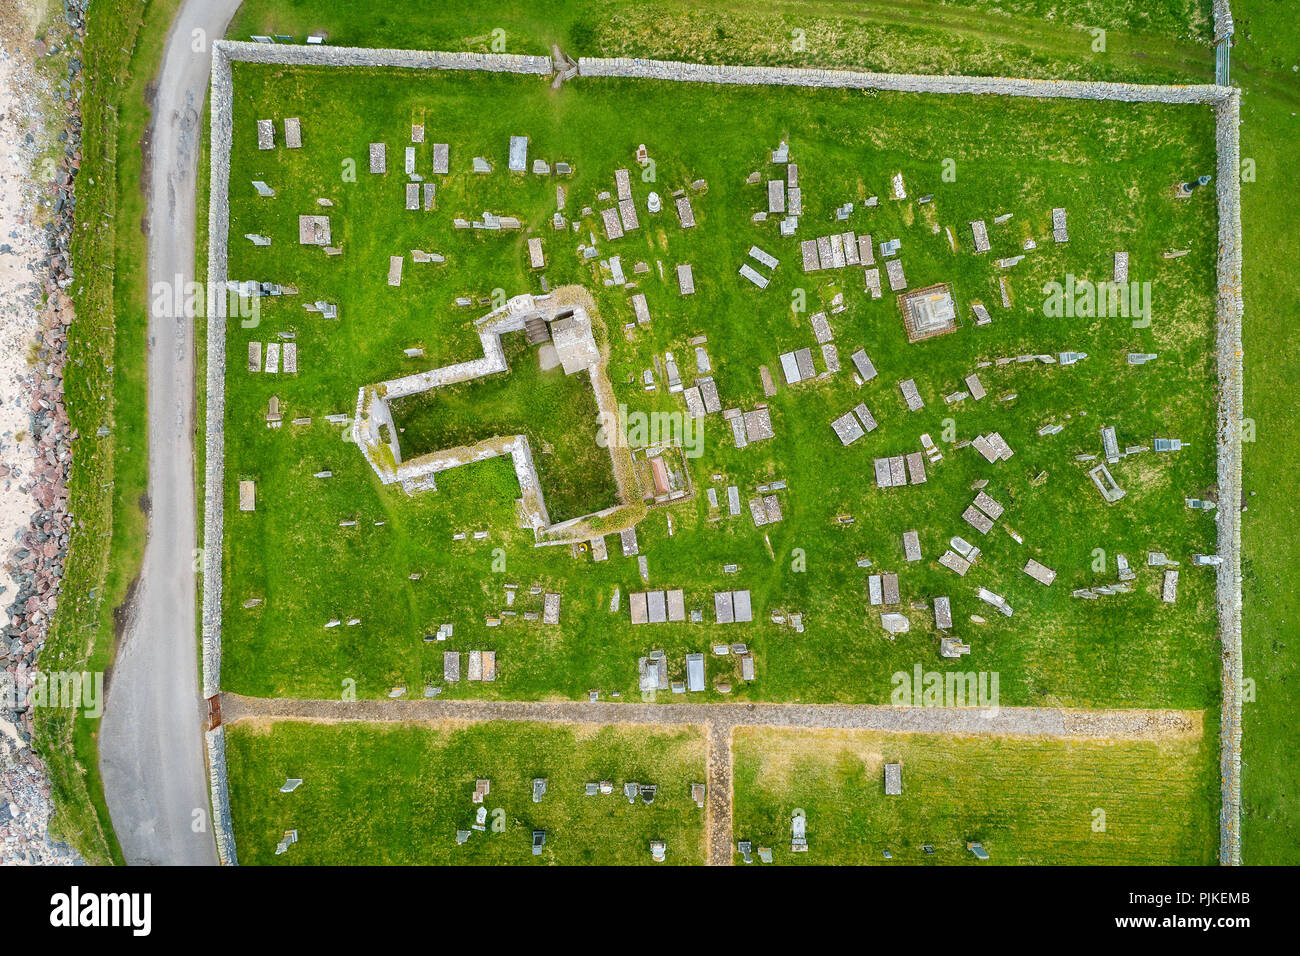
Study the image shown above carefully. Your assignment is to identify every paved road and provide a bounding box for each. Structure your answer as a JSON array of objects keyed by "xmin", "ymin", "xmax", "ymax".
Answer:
[
  {"xmin": 220, "ymin": 694, "xmax": 1203, "ymax": 741},
  {"xmin": 99, "ymin": 0, "xmax": 242, "ymax": 866}
]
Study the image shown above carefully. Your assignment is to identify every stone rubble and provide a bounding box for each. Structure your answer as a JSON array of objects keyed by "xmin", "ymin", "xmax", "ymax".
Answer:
[
  {"xmin": 0, "ymin": 720, "xmax": 82, "ymax": 864},
  {"xmin": 0, "ymin": 0, "xmax": 90, "ymax": 865}
]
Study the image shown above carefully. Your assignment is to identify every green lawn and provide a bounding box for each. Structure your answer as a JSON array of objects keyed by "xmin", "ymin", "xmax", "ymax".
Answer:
[
  {"xmin": 225, "ymin": 720, "xmax": 707, "ymax": 864},
  {"xmin": 1233, "ymin": 0, "xmax": 1300, "ymax": 864},
  {"xmin": 219, "ymin": 62, "xmax": 1221, "ymax": 713},
  {"xmin": 732, "ymin": 725, "xmax": 1219, "ymax": 864},
  {"xmin": 226, "ymin": 0, "xmax": 1215, "ymax": 84}
]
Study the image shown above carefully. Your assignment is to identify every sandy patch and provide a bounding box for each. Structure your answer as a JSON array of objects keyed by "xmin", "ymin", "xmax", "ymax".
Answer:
[{"xmin": 0, "ymin": 43, "xmax": 48, "ymax": 625}]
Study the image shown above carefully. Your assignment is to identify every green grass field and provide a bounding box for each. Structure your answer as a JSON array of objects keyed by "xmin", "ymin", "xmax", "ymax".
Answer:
[
  {"xmin": 225, "ymin": 719, "xmax": 707, "ymax": 864},
  {"xmin": 218, "ymin": 61, "xmax": 1221, "ymax": 713},
  {"xmin": 1232, "ymin": 0, "xmax": 1300, "ymax": 864},
  {"xmin": 732, "ymin": 725, "xmax": 1219, "ymax": 864},
  {"xmin": 227, "ymin": 0, "xmax": 1215, "ymax": 84}
]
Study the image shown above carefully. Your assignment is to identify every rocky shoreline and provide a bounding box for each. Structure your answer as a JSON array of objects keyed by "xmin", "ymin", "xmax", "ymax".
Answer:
[{"xmin": 0, "ymin": 0, "xmax": 88, "ymax": 866}]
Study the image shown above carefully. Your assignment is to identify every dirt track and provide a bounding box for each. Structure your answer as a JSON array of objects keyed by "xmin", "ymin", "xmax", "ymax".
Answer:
[{"xmin": 220, "ymin": 694, "xmax": 1203, "ymax": 742}]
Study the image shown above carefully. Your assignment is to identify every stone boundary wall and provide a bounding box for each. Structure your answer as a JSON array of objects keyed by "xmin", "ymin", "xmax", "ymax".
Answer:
[
  {"xmin": 1213, "ymin": 91, "xmax": 1243, "ymax": 866},
  {"xmin": 218, "ymin": 39, "xmax": 553, "ymax": 74},
  {"xmin": 201, "ymin": 41, "xmax": 235, "ymax": 865},
  {"xmin": 204, "ymin": 46, "xmax": 233, "ymax": 710},
  {"xmin": 204, "ymin": 727, "xmax": 237, "ymax": 866},
  {"xmin": 576, "ymin": 57, "xmax": 1227, "ymax": 104},
  {"xmin": 202, "ymin": 41, "xmax": 1244, "ymax": 866},
  {"xmin": 1214, "ymin": 0, "xmax": 1236, "ymax": 42}
]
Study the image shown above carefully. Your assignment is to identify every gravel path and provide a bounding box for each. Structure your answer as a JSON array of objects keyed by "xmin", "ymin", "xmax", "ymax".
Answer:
[
  {"xmin": 221, "ymin": 694, "xmax": 1202, "ymax": 741},
  {"xmin": 705, "ymin": 722, "xmax": 732, "ymax": 866}
]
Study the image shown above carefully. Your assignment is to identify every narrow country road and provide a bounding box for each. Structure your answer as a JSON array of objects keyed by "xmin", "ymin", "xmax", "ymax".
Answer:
[{"xmin": 98, "ymin": 0, "xmax": 242, "ymax": 866}]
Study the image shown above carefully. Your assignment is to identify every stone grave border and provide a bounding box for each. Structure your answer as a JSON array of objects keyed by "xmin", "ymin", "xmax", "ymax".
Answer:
[{"xmin": 203, "ymin": 39, "xmax": 1243, "ymax": 866}]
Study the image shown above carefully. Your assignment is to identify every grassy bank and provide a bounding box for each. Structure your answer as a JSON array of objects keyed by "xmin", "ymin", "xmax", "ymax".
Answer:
[
  {"xmin": 1233, "ymin": 0, "xmax": 1300, "ymax": 864},
  {"xmin": 35, "ymin": 0, "xmax": 182, "ymax": 864},
  {"xmin": 225, "ymin": 0, "xmax": 1213, "ymax": 84}
]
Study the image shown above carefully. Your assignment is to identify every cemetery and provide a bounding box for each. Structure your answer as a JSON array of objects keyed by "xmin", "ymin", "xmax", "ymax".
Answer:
[
  {"xmin": 223, "ymin": 719, "xmax": 708, "ymax": 865},
  {"xmin": 0, "ymin": 0, "xmax": 1252, "ymax": 882},
  {"xmin": 192, "ymin": 29, "xmax": 1253, "ymax": 866},
  {"xmin": 214, "ymin": 53, "xmax": 1223, "ymax": 729},
  {"xmin": 731, "ymin": 727, "xmax": 1218, "ymax": 864}
]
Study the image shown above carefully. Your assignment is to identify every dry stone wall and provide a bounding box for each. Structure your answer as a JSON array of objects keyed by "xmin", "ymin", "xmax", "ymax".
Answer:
[
  {"xmin": 1213, "ymin": 91, "xmax": 1243, "ymax": 866},
  {"xmin": 1214, "ymin": 0, "xmax": 1236, "ymax": 42},
  {"xmin": 219, "ymin": 40, "xmax": 552, "ymax": 74},
  {"xmin": 204, "ymin": 727, "xmax": 236, "ymax": 865},
  {"xmin": 203, "ymin": 42, "xmax": 236, "ymax": 866},
  {"xmin": 577, "ymin": 57, "xmax": 1226, "ymax": 104},
  {"xmin": 203, "ymin": 45, "xmax": 233, "ymax": 704}
]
